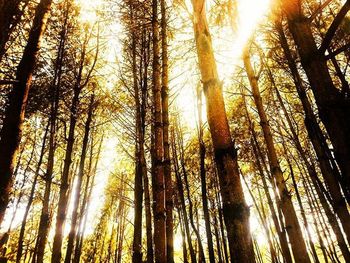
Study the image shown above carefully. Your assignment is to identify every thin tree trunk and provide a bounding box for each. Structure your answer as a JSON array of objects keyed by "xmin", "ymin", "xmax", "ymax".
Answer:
[
  {"xmin": 171, "ymin": 129, "xmax": 197, "ymax": 263},
  {"xmin": 160, "ymin": 1, "xmax": 174, "ymax": 261},
  {"xmin": 271, "ymin": 94, "xmax": 320, "ymax": 262},
  {"xmin": 151, "ymin": 0, "xmax": 166, "ymax": 261},
  {"xmin": 244, "ymin": 95, "xmax": 292, "ymax": 263},
  {"xmin": 144, "ymin": 167, "xmax": 154, "ymax": 263},
  {"xmin": 33, "ymin": 4, "xmax": 68, "ymax": 259},
  {"xmin": 197, "ymin": 86, "xmax": 215, "ymax": 263},
  {"xmin": 250, "ymin": 135, "xmax": 292, "ymax": 263},
  {"xmin": 176, "ymin": 122, "xmax": 206, "ymax": 262},
  {"xmin": 177, "ymin": 205, "xmax": 189, "ymax": 263},
  {"xmin": 73, "ymin": 135, "xmax": 103, "ymax": 263},
  {"xmin": 213, "ymin": 173, "xmax": 229, "ymax": 263},
  {"xmin": 242, "ymin": 175, "xmax": 278, "ymax": 263},
  {"xmin": 140, "ymin": 26, "xmax": 153, "ymax": 263},
  {"xmin": 64, "ymin": 96, "xmax": 94, "ymax": 263},
  {"xmin": 132, "ymin": 3, "xmax": 143, "ymax": 260},
  {"xmin": 16, "ymin": 123, "xmax": 49, "ymax": 263},
  {"xmin": 288, "ymin": 161, "xmax": 319, "ymax": 263},
  {"xmin": 211, "ymin": 203, "xmax": 224, "ymax": 263}
]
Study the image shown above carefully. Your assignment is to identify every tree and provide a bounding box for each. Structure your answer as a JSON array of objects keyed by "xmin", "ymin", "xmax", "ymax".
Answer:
[
  {"xmin": 190, "ymin": 0, "xmax": 255, "ymax": 261},
  {"xmin": 151, "ymin": 0, "xmax": 167, "ymax": 262}
]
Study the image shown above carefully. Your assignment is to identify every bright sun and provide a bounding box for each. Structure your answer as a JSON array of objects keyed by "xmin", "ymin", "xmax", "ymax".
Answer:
[{"xmin": 76, "ymin": 0, "xmax": 103, "ymax": 23}]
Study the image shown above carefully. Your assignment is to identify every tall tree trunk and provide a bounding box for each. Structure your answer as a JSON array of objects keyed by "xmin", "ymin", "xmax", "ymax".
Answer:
[
  {"xmin": 243, "ymin": 90, "xmax": 292, "ymax": 263},
  {"xmin": 242, "ymin": 175, "xmax": 278, "ymax": 263},
  {"xmin": 171, "ymin": 129, "xmax": 197, "ymax": 263},
  {"xmin": 177, "ymin": 205, "xmax": 189, "ymax": 263},
  {"xmin": 16, "ymin": 123, "xmax": 49, "ymax": 263},
  {"xmin": 288, "ymin": 161, "xmax": 319, "ymax": 263},
  {"xmin": 0, "ymin": 0, "xmax": 53, "ymax": 225},
  {"xmin": 271, "ymin": 87, "xmax": 320, "ymax": 262},
  {"xmin": 213, "ymin": 171, "xmax": 229, "ymax": 263},
  {"xmin": 151, "ymin": 0, "xmax": 166, "ymax": 261},
  {"xmin": 64, "ymin": 96, "xmax": 94, "ymax": 263},
  {"xmin": 34, "ymin": 136, "xmax": 55, "ymax": 263},
  {"xmin": 132, "ymin": 3, "xmax": 143, "ymax": 261},
  {"xmin": 190, "ymin": 1, "xmax": 254, "ymax": 261},
  {"xmin": 144, "ymin": 168, "xmax": 154, "ymax": 263},
  {"xmin": 140, "ymin": 25, "xmax": 154, "ymax": 263},
  {"xmin": 160, "ymin": 1, "xmax": 174, "ymax": 261},
  {"xmin": 51, "ymin": 91, "xmax": 78, "ymax": 262},
  {"xmin": 197, "ymin": 86, "xmax": 215, "ymax": 263},
  {"xmin": 73, "ymin": 135, "xmax": 103, "ymax": 263},
  {"xmin": 211, "ymin": 201, "xmax": 224, "ymax": 263},
  {"xmin": 281, "ymin": 0, "xmax": 350, "ymax": 194},
  {"xmin": 243, "ymin": 48, "xmax": 310, "ymax": 263},
  {"xmin": 176, "ymin": 122, "xmax": 206, "ymax": 262}
]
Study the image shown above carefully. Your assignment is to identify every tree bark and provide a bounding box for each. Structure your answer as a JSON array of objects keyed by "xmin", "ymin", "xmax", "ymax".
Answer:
[
  {"xmin": 160, "ymin": 1, "xmax": 174, "ymax": 261},
  {"xmin": 151, "ymin": 0, "xmax": 166, "ymax": 261},
  {"xmin": 132, "ymin": 3, "xmax": 143, "ymax": 261},
  {"xmin": 190, "ymin": 1, "xmax": 254, "ymax": 261}
]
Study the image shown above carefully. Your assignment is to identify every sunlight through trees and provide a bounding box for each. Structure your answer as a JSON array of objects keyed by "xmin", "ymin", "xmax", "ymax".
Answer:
[{"xmin": 0, "ymin": 0, "xmax": 349, "ymax": 262}]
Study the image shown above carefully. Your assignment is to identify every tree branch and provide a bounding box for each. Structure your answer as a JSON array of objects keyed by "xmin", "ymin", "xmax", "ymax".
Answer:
[
  {"xmin": 325, "ymin": 42, "xmax": 350, "ymax": 59},
  {"xmin": 319, "ymin": 0, "xmax": 350, "ymax": 54},
  {"xmin": 309, "ymin": 0, "xmax": 334, "ymax": 22},
  {"xmin": 0, "ymin": 80, "xmax": 18, "ymax": 86}
]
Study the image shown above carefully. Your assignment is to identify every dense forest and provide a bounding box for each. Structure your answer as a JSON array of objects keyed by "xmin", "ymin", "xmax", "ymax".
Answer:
[{"xmin": 0, "ymin": 0, "xmax": 349, "ymax": 262}]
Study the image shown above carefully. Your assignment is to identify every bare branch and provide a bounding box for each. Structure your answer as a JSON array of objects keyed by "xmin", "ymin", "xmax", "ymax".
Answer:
[
  {"xmin": 325, "ymin": 43, "xmax": 350, "ymax": 59},
  {"xmin": 319, "ymin": 0, "xmax": 350, "ymax": 54},
  {"xmin": 308, "ymin": 0, "xmax": 334, "ymax": 22},
  {"xmin": 0, "ymin": 80, "xmax": 18, "ymax": 86}
]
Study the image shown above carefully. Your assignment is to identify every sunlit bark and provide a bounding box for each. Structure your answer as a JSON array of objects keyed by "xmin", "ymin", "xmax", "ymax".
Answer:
[{"xmin": 190, "ymin": 1, "xmax": 254, "ymax": 261}]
